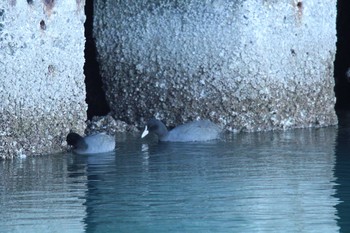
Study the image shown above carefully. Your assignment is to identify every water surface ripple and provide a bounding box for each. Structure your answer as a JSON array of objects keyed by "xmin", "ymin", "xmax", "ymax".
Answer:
[{"xmin": 0, "ymin": 126, "xmax": 343, "ymax": 232}]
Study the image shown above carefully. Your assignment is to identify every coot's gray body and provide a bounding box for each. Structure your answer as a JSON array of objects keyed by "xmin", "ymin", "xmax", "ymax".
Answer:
[
  {"xmin": 67, "ymin": 132, "xmax": 116, "ymax": 155},
  {"xmin": 141, "ymin": 119, "xmax": 221, "ymax": 142}
]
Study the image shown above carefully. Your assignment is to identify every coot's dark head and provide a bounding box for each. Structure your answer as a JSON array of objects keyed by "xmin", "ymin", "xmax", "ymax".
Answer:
[
  {"xmin": 66, "ymin": 132, "xmax": 85, "ymax": 149},
  {"xmin": 141, "ymin": 118, "xmax": 168, "ymax": 139}
]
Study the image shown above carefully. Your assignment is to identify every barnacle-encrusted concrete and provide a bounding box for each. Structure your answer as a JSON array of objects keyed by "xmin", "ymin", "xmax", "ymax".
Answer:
[
  {"xmin": 85, "ymin": 114, "xmax": 139, "ymax": 136},
  {"xmin": 94, "ymin": 0, "xmax": 337, "ymax": 131},
  {"xmin": 0, "ymin": 1, "xmax": 87, "ymax": 159}
]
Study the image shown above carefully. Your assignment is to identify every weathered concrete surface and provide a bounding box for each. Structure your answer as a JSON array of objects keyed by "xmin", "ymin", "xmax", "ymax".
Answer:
[
  {"xmin": 85, "ymin": 114, "xmax": 139, "ymax": 136},
  {"xmin": 94, "ymin": 0, "xmax": 338, "ymax": 132},
  {"xmin": 0, "ymin": 1, "xmax": 87, "ymax": 159}
]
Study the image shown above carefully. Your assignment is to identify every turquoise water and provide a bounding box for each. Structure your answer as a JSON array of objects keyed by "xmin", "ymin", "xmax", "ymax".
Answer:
[{"xmin": 1, "ymin": 119, "xmax": 349, "ymax": 232}]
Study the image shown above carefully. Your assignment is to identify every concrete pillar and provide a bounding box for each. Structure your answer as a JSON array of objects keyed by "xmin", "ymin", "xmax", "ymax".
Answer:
[
  {"xmin": 94, "ymin": 0, "xmax": 337, "ymax": 131},
  {"xmin": 0, "ymin": 1, "xmax": 87, "ymax": 159}
]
